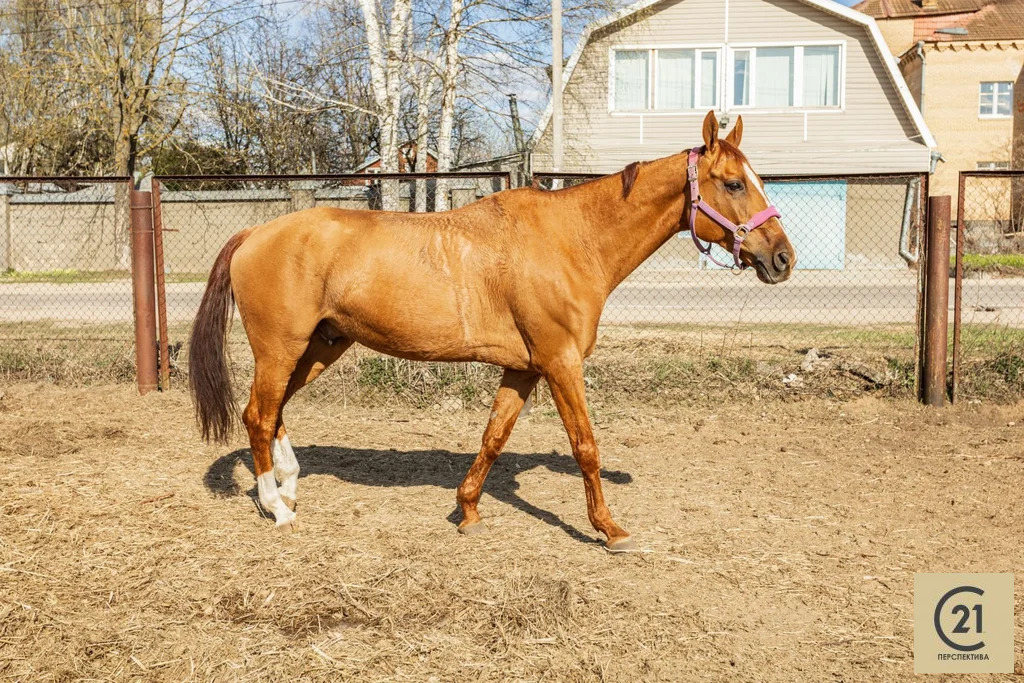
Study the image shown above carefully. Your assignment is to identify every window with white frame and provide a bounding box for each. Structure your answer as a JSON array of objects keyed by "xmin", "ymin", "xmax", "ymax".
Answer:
[
  {"xmin": 731, "ymin": 44, "xmax": 841, "ymax": 109},
  {"xmin": 612, "ymin": 48, "xmax": 720, "ymax": 111},
  {"xmin": 979, "ymin": 82, "xmax": 1012, "ymax": 117}
]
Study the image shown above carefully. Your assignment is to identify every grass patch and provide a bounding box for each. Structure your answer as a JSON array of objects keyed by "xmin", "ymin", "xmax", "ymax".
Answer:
[
  {"xmin": 356, "ymin": 356, "xmax": 501, "ymax": 408},
  {"xmin": 1, "ymin": 321, "xmax": 1021, "ymax": 404},
  {"xmin": 0, "ymin": 268, "xmax": 130, "ymax": 284},
  {"xmin": 0, "ymin": 269, "xmax": 208, "ymax": 284},
  {"xmin": 953, "ymin": 253, "xmax": 1024, "ymax": 277}
]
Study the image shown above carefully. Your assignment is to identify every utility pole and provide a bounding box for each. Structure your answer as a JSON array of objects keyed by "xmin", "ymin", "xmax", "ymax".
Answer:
[
  {"xmin": 552, "ymin": 0, "xmax": 563, "ymax": 175},
  {"xmin": 509, "ymin": 94, "xmax": 525, "ymax": 153},
  {"xmin": 509, "ymin": 94, "xmax": 527, "ymax": 187}
]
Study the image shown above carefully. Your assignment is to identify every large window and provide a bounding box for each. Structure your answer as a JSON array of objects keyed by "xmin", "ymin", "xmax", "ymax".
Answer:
[
  {"xmin": 612, "ymin": 48, "xmax": 719, "ymax": 111},
  {"xmin": 613, "ymin": 50, "xmax": 649, "ymax": 110},
  {"xmin": 979, "ymin": 81, "xmax": 1012, "ymax": 118},
  {"xmin": 731, "ymin": 44, "xmax": 842, "ymax": 109}
]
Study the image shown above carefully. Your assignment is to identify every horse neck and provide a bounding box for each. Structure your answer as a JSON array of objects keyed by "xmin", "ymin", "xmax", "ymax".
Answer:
[{"xmin": 571, "ymin": 153, "xmax": 690, "ymax": 293}]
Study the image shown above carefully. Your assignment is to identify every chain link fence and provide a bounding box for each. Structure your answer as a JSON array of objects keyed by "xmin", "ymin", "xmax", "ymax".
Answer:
[
  {"xmin": 5, "ymin": 169, "xmax": 1019, "ymax": 402},
  {"xmin": 953, "ymin": 171, "xmax": 1024, "ymax": 401},
  {"xmin": 0, "ymin": 177, "xmax": 138, "ymax": 382},
  {"xmin": 536, "ymin": 171, "xmax": 929, "ymax": 394},
  {"xmin": 152, "ymin": 172, "xmax": 512, "ymax": 384}
]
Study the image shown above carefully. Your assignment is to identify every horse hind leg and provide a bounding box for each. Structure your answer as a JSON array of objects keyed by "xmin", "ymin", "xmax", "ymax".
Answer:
[
  {"xmin": 273, "ymin": 334, "xmax": 353, "ymax": 512},
  {"xmin": 244, "ymin": 350, "xmax": 304, "ymax": 533}
]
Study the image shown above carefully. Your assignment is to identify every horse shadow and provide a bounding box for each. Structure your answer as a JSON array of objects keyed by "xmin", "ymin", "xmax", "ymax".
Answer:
[{"xmin": 204, "ymin": 445, "xmax": 633, "ymax": 545}]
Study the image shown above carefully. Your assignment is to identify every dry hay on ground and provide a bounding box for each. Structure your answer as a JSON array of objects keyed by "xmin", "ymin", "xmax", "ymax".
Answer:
[{"xmin": 1, "ymin": 383, "xmax": 1023, "ymax": 681}]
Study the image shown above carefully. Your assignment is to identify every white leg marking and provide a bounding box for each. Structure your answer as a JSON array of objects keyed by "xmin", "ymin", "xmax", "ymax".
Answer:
[
  {"xmin": 744, "ymin": 162, "xmax": 770, "ymax": 203},
  {"xmin": 257, "ymin": 470, "xmax": 295, "ymax": 526},
  {"xmin": 273, "ymin": 434, "xmax": 299, "ymax": 501}
]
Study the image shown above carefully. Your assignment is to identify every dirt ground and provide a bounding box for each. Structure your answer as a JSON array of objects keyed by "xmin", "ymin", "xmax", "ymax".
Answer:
[{"xmin": 1, "ymin": 383, "xmax": 1023, "ymax": 681}]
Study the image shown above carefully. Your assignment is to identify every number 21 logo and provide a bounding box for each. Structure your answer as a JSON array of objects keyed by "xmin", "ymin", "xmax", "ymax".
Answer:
[{"xmin": 934, "ymin": 586, "xmax": 985, "ymax": 652}]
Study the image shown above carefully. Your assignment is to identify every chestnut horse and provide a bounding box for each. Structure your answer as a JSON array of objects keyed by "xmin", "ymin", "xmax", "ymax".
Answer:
[{"xmin": 189, "ymin": 111, "xmax": 795, "ymax": 551}]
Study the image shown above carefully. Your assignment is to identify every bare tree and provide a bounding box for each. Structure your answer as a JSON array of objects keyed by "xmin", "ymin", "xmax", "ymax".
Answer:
[
  {"xmin": 412, "ymin": 55, "xmax": 437, "ymax": 211},
  {"xmin": 357, "ymin": 0, "xmax": 412, "ymax": 210},
  {"xmin": 0, "ymin": 0, "xmax": 105, "ymax": 174}
]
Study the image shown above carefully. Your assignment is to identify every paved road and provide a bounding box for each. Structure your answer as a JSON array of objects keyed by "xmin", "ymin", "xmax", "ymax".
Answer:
[{"xmin": 2, "ymin": 271, "xmax": 1023, "ymax": 327}]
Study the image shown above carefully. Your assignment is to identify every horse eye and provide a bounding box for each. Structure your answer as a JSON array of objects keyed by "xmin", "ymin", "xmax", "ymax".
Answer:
[{"xmin": 725, "ymin": 180, "xmax": 744, "ymax": 193}]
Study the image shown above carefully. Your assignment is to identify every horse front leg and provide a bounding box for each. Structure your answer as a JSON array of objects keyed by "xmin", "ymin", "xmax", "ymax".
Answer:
[
  {"xmin": 542, "ymin": 353, "xmax": 636, "ymax": 552},
  {"xmin": 456, "ymin": 369, "xmax": 540, "ymax": 534}
]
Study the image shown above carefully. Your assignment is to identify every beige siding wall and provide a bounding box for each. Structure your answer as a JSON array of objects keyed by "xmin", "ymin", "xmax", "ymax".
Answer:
[
  {"xmin": 845, "ymin": 180, "xmax": 914, "ymax": 268},
  {"xmin": 532, "ymin": 0, "xmax": 930, "ymax": 175}
]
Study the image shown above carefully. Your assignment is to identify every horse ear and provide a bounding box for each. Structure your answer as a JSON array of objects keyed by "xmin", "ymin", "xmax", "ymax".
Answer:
[
  {"xmin": 702, "ymin": 110, "xmax": 719, "ymax": 152},
  {"xmin": 621, "ymin": 162, "xmax": 640, "ymax": 198},
  {"xmin": 724, "ymin": 115, "xmax": 743, "ymax": 147}
]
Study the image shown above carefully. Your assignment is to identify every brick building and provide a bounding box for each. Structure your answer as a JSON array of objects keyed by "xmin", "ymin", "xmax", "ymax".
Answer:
[{"xmin": 854, "ymin": 0, "xmax": 1024, "ymax": 199}]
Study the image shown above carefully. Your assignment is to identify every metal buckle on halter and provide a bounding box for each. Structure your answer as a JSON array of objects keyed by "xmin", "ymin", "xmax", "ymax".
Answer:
[
  {"xmin": 735, "ymin": 225, "xmax": 749, "ymax": 239},
  {"xmin": 687, "ymin": 164, "xmax": 699, "ymax": 182}
]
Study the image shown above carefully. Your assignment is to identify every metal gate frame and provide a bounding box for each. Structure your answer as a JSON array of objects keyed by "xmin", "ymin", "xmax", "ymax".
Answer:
[{"xmin": 951, "ymin": 169, "xmax": 1024, "ymax": 403}]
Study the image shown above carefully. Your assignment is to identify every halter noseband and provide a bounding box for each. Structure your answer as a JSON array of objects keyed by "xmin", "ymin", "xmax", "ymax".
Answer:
[{"xmin": 686, "ymin": 146, "xmax": 781, "ymax": 270}]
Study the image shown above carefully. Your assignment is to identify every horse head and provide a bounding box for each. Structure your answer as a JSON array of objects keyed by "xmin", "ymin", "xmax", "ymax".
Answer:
[{"xmin": 690, "ymin": 110, "xmax": 796, "ymax": 284}]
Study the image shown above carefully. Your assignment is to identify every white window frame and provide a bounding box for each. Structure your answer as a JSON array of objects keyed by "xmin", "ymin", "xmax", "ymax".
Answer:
[
  {"xmin": 726, "ymin": 41, "xmax": 846, "ymax": 113},
  {"xmin": 978, "ymin": 81, "xmax": 1013, "ymax": 119},
  {"xmin": 609, "ymin": 45, "xmax": 724, "ymax": 115}
]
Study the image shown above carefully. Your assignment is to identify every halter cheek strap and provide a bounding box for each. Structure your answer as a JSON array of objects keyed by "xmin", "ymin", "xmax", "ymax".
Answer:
[{"xmin": 687, "ymin": 147, "xmax": 781, "ymax": 270}]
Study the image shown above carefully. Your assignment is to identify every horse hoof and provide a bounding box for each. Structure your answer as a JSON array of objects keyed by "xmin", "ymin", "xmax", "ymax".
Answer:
[
  {"xmin": 276, "ymin": 520, "xmax": 297, "ymax": 535},
  {"xmin": 605, "ymin": 536, "xmax": 638, "ymax": 553},
  {"xmin": 458, "ymin": 521, "xmax": 487, "ymax": 536},
  {"xmin": 281, "ymin": 495, "xmax": 296, "ymax": 511}
]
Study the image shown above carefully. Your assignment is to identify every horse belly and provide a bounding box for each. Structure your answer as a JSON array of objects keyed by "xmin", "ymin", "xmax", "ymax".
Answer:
[{"xmin": 328, "ymin": 281, "xmax": 529, "ymax": 369}]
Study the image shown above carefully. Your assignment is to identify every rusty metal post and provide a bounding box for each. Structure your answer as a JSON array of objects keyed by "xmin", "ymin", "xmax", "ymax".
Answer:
[
  {"xmin": 951, "ymin": 174, "xmax": 966, "ymax": 403},
  {"xmin": 129, "ymin": 189, "xmax": 158, "ymax": 395},
  {"xmin": 151, "ymin": 181, "xmax": 171, "ymax": 390},
  {"xmin": 922, "ymin": 195, "xmax": 951, "ymax": 407}
]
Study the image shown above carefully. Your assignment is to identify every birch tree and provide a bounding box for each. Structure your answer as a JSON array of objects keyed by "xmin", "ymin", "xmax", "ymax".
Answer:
[
  {"xmin": 412, "ymin": 57, "xmax": 436, "ymax": 212},
  {"xmin": 357, "ymin": 0, "xmax": 412, "ymax": 210},
  {"xmin": 433, "ymin": 0, "xmax": 464, "ymax": 210}
]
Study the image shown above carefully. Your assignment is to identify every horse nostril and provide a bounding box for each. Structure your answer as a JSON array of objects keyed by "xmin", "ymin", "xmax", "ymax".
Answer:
[{"xmin": 774, "ymin": 250, "xmax": 790, "ymax": 271}]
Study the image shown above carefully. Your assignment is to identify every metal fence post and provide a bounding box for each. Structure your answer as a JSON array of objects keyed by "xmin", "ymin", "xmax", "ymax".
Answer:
[
  {"xmin": 952, "ymin": 174, "xmax": 966, "ymax": 403},
  {"xmin": 129, "ymin": 189, "xmax": 158, "ymax": 395},
  {"xmin": 921, "ymin": 195, "xmax": 951, "ymax": 407},
  {"xmin": 151, "ymin": 180, "xmax": 171, "ymax": 390}
]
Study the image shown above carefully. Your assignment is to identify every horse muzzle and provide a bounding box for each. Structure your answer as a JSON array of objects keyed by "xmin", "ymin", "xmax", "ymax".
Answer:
[{"xmin": 752, "ymin": 243, "xmax": 795, "ymax": 284}]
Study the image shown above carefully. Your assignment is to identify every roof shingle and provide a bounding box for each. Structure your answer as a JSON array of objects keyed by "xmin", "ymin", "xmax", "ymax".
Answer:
[{"xmin": 854, "ymin": 0, "xmax": 1024, "ymax": 41}]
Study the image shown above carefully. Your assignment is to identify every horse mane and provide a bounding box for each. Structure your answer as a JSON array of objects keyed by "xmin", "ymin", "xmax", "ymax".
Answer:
[
  {"xmin": 621, "ymin": 162, "xmax": 640, "ymax": 199},
  {"xmin": 540, "ymin": 162, "xmax": 640, "ymax": 197}
]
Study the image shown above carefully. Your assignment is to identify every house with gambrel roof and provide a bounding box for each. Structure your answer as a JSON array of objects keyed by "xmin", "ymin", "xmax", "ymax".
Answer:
[{"xmin": 529, "ymin": 0, "xmax": 936, "ymax": 270}]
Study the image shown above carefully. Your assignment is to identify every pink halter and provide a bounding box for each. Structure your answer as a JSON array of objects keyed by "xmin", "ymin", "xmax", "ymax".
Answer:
[{"xmin": 687, "ymin": 146, "xmax": 781, "ymax": 270}]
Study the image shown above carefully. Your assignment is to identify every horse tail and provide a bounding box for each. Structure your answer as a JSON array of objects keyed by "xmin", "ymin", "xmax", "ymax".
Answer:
[{"xmin": 189, "ymin": 228, "xmax": 253, "ymax": 443}]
